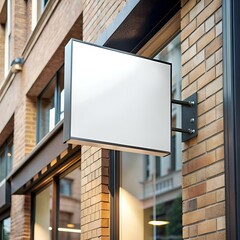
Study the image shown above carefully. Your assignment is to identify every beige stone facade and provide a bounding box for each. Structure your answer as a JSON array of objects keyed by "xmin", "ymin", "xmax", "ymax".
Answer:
[{"xmin": 0, "ymin": 0, "xmax": 234, "ymax": 239}]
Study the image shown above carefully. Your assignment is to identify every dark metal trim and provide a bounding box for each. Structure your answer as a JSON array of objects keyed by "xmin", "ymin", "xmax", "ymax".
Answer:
[
  {"xmin": 223, "ymin": 0, "xmax": 240, "ymax": 238},
  {"xmin": 30, "ymin": 192, "xmax": 35, "ymax": 240},
  {"xmin": 0, "ymin": 209, "xmax": 10, "ymax": 222},
  {"xmin": 109, "ymin": 150, "xmax": 120, "ymax": 240},
  {"xmin": 52, "ymin": 178, "xmax": 59, "ymax": 240},
  {"xmin": 10, "ymin": 121, "xmax": 68, "ymax": 194}
]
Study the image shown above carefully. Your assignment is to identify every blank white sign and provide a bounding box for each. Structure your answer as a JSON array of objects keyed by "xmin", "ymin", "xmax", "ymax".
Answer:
[{"xmin": 64, "ymin": 39, "xmax": 171, "ymax": 156}]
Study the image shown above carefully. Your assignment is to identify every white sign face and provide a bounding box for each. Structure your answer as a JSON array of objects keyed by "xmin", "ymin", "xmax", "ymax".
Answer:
[{"xmin": 64, "ymin": 39, "xmax": 171, "ymax": 156}]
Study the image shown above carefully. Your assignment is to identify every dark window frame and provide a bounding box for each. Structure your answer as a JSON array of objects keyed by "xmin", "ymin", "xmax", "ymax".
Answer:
[
  {"xmin": 31, "ymin": 160, "xmax": 80, "ymax": 240},
  {"xmin": 223, "ymin": 0, "xmax": 240, "ymax": 239},
  {"xmin": 0, "ymin": 135, "xmax": 13, "ymax": 182},
  {"xmin": 0, "ymin": 215, "xmax": 11, "ymax": 240},
  {"xmin": 37, "ymin": 65, "xmax": 64, "ymax": 143}
]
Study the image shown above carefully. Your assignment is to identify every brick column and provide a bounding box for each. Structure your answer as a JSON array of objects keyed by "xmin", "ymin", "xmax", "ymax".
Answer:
[
  {"xmin": 11, "ymin": 96, "xmax": 36, "ymax": 240},
  {"xmin": 82, "ymin": 0, "xmax": 128, "ymax": 43},
  {"xmin": 181, "ymin": 0, "xmax": 225, "ymax": 239},
  {"xmin": 12, "ymin": 0, "xmax": 28, "ymax": 60},
  {"xmin": 81, "ymin": 146, "xmax": 110, "ymax": 240}
]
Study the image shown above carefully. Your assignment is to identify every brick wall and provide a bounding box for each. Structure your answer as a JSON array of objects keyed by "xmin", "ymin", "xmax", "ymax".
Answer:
[
  {"xmin": 11, "ymin": 96, "xmax": 36, "ymax": 240},
  {"xmin": 10, "ymin": 195, "xmax": 31, "ymax": 240},
  {"xmin": 81, "ymin": 147, "xmax": 110, "ymax": 240},
  {"xmin": 14, "ymin": 96, "xmax": 36, "ymax": 166},
  {"xmin": 12, "ymin": 0, "xmax": 28, "ymax": 60},
  {"xmin": 181, "ymin": 0, "xmax": 225, "ymax": 239},
  {"xmin": 83, "ymin": 0, "xmax": 128, "ymax": 42}
]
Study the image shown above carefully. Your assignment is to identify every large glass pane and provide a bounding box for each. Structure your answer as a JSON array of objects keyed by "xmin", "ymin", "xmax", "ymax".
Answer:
[
  {"xmin": 34, "ymin": 185, "xmax": 52, "ymax": 240},
  {"xmin": 0, "ymin": 151, "xmax": 5, "ymax": 182},
  {"xmin": 6, "ymin": 140, "xmax": 13, "ymax": 175},
  {"xmin": 1, "ymin": 217, "xmax": 11, "ymax": 240},
  {"xmin": 58, "ymin": 167, "xmax": 81, "ymax": 240},
  {"xmin": 120, "ymin": 152, "xmax": 182, "ymax": 240},
  {"xmin": 38, "ymin": 78, "xmax": 56, "ymax": 141},
  {"xmin": 154, "ymin": 34, "xmax": 182, "ymax": 174},
  {"xmin": 58, "ymin": 66, "xmax": 64, "ymax": 121}
]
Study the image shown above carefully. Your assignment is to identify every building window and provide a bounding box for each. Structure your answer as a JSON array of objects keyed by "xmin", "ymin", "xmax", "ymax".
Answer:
[
  {"xmin": 0, "ymin": 135, "xmax": 13, "ymax": 183},
  {"xmin": 33, "ymin": 166, "xmax": 81, "ymax": 240},
  {"xmin": 32, "ymin": 0, "xmax": 49, "ymax": 30},
  {"xmin": 60, "ymin": 178, "xmax": 72, "ymax": 197},
  {"xmin": 3, "ymin": 0, "xmax": 11, "ymax": 77},
  {"xmin": 0, "ymin": 217, "xmax": 11, "ymax": 240},
  {"xmin": 37, "ymin": 66, "xmax": 64, "ymax": 142},
  {"xmin": 34, "ymin": 184, "xmax": 52, "ymax": 240}
]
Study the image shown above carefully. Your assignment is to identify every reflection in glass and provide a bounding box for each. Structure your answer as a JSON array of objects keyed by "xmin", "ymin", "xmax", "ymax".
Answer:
[
  {"xmin": 154, "ymin": 34, "xmax": 182, "ymax": 175},
  {"xmin": 0, "ymin": 151, "xmax": 5, "ymax": 182},
  {"xmin": 0, "ymin": 136, "xmax": 13, "ymax": 182},
  {"xmin": 7, "ymin": 140, "xmax": 13, "ymax": 176},
  {"xmin": 38, "ymin": 78, "xmax": 56, "ymax": 141},
  {"xmin": 58, "ymin": 167, "xmax": 81, "ymax": 240},
  {"xmin": 58, "ymin": 66, "xmax": 65, "ymax": 121},
  {"xmin": 38, "ymin": 66, "xmax": 64, "ymax": 141},
  {"xmin": 1, "ymin": 217, "xmax": 11, "ymax": 240},
  {"xmin": 120, "ymin": 152, "xmax": 182, "ymax": 240},
  {"xmin": 34, "ymin": 185, "xmax": 52, "ymax": 240}
]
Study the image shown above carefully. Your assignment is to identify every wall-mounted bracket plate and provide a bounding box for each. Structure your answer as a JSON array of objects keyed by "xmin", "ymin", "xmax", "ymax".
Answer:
[
  {"xmin": 172, "ymin": 93, "xmax": 198, "ymax": 142},
  {"xmin": 181, "ymin": 93, "xmax": 198, "ymax": 142}
]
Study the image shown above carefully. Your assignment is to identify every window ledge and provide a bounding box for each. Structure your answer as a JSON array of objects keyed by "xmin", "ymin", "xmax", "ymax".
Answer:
[{"xmin": 0, "ymin": 70, "xmax": 15, "ymax": 103}]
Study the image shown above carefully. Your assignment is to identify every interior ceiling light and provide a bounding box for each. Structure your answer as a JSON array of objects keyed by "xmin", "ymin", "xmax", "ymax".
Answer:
[
  {"xmin": 148, "ymin": 220, "xmax": 170, "ymax": 226},
  {"xmin": 66, "ymin": 223, "xmax": 75, "ymax": 228},
  {"xmin": 49, "ymin": 227, "xmax": 81, "ymax": 233}
]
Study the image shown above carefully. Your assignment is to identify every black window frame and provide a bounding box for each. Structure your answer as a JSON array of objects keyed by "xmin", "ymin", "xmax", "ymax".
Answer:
[
  {"xmin": 31, "ymin": 160, "xmax": 81, "ymax": 240},
  {"xmin": 0, "ymin": 135, "xmax": 13, "ymax": 183},
  {"xmin": 0, "ymin": 215, "xmax": 11, "ymax": 240},
  {"xmin": 223, "ymin": 0, "xmax": 240, "ymax": 239},
  {"xmin": 36, "ymin": 65, "xmax": 64, "ymax": 143}
]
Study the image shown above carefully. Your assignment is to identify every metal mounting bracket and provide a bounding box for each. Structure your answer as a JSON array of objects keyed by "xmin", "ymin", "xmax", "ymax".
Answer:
[{"xmin": 172, "ymin": 93, "xmax": 198, "ymax": 142}]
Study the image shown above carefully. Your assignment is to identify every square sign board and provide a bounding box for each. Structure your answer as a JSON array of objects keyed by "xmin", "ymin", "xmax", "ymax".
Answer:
[{"xmin": 64, "ymin": 39, "xmax": 171, "ymax": 156}]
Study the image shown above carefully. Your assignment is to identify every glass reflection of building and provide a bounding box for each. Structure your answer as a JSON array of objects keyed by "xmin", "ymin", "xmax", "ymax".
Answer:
[
  {"xmin": 0, "ymin": 217, "xmax": 11, "ymax": 240},
  {"xmin": 119, "ymin": 34, "xmax": 182, "ymax": 240},
  {"xmin": 34, "ymin": 167, "xmax": 81, "ymax": 240}
]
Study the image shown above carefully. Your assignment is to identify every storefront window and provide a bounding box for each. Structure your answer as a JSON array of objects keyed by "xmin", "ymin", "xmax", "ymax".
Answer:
[
  {"xmin": 37, "ymin": 66, "xmax": 64, "ymax": 142},
  {"xmin": 0, "ymin": 217, "xmax": 11, "ymax": 240},
  {"xmin": 34, "ymin": 185, "xmax": 52, "ymax": 240},
  {"xmin": 118, "ymin": 34, "xmax": 182, "ymax": 240},
  {"xmin": 33, "ymin": 165, "xmax": 81, "ymax": 240},
  {"xmin": 58, "ymin": 168, "xmax": 81, "ymax": 240}
]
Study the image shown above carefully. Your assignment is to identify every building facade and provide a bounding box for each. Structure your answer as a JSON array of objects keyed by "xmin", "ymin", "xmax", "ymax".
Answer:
[{"xmin": 0, "ymin": 0, "xmax": 239, "ymax": 239}]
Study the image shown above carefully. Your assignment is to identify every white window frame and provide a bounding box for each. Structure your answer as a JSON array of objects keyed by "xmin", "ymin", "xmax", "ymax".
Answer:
[
  {"xmin": 32, "ymin": 0, "xmax": 48, "ymax": 30},
  {"xmin": 4, "ymin": 0, "xmax": 11, "ymax": 77}
]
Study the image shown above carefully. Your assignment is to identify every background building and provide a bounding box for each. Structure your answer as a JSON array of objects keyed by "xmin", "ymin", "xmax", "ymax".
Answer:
[{"xmin": 0, "ymin": 0, "xmax": 239, "ymax": 239}]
